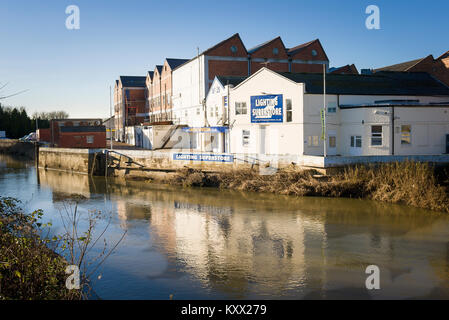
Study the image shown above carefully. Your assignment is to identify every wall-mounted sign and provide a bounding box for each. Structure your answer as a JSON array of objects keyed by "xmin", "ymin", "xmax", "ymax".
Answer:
[
  {"xmin": 173, "ymin": 153, "xmax": 234, "ymax": 163},
  {"xmin": 320, "ymin": 108, "xmax": 325, "ymax": 140},
  {"xmin": 181, "ymin": 126, "xmax": 228, "ymax": 133},
  {"xmin": 250, "ymin": 94, "xmax": 283, "ymax": 123}
]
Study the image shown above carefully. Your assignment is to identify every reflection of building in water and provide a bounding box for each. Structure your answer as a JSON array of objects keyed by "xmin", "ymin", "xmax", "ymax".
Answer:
[
  {"xmin": 35, "ymin": 168, "xmax": 449, "ymax": 299},
  {"xmin": 38, "ymin": 169, "xmax": 93, "ymax": 200},
  {"xmin": 149, "ymin": 196, "xmax": 327, "ymax": 298},
  {"xmin": 116, "ymin": 199, "xmax": 152, "ymax": 230}
]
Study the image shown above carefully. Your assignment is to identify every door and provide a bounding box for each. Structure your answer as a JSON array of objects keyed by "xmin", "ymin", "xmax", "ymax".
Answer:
[
  {"xmin": 327, "ymin": 130, "xmax": 337, "ymax": 156},
  {"xmin": 349, "ymin": 135, "xmax": 363, "ymax": 156}
]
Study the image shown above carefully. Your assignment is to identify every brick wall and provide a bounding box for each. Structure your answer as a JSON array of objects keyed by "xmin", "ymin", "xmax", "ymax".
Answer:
[
  {"xmin": 58, "ymin": 132, "xmax": 106, "ymax": 148},
  {"xmin": 410, "ymin": 56, "xmax": 449, "ymax": 87},
  {"xmin": 291, "ymin": 63, "xmax": 324, "ymax": 73},
  {"xmin": 251, "ymin": 61, "xmax": 289, "ymax": 74}
]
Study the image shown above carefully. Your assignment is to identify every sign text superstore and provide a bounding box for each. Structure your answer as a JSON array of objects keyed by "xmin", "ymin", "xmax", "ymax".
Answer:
[
  {"xmin": 251, "ymin": 94, "xmax": 283, "ymax": 123},
  {"xmin": 173, "ymin": 153, "xmax": 234, "ymax": 163}
]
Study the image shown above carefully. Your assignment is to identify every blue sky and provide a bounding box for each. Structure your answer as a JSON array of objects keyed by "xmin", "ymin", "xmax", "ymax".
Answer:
[{"xmin": 1, "ymin": 0, "xmax": 448, "ymax": 118}]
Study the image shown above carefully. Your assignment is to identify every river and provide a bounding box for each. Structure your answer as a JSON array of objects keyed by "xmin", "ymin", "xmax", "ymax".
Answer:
[{"xmin": 1, "ymin": 155, "xmax": 448, "ymax": 299}]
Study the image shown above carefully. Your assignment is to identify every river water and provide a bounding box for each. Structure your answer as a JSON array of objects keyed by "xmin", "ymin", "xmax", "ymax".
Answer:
[{"xmin": 1, "ymin": 155, "xmax": 448, "ymax": 299}]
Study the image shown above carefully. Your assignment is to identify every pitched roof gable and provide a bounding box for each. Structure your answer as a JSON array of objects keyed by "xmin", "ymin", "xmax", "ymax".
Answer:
[
  {"xmin": 119, "ymin": 76, "xmax": 146, "ymax": 87},
  {"xmin": 374, "ymin": 56, "xmax": 429, "ymax": 72},
  {"xmin": 288, "ymin": 39, "xmax": 329, "ymax": 61},
  {"xmin": 216, "ymin": 75, "xmax": 248, "ymax": 87},
  {"xmin": 437, "ymin": 50, "xmax": 449, "ymax": 60},
  {"xmin": 166, "ymin": 58, "xmax": 190, "ymax": 70},
  {"xmin": 202, "ymin": 33, "xmax": 248, "ymax": 57},
  {"xmin": 248, "ymin": 36, "xmax": 288, "ymax": 59},
  {"xmin": 154, "ymin": 65, "xmax": 163, "ymax": 76}
]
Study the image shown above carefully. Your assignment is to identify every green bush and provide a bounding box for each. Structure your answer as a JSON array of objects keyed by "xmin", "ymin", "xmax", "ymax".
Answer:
[{"xmin": 0, "ymin": 197, "xmax": 77, "ymax": 300}]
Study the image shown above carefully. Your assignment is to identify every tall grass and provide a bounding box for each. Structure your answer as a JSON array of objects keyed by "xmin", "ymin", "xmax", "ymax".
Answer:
[{"xmin": 173, "ymin": 162, "xmax": 449, "ymax": 213}]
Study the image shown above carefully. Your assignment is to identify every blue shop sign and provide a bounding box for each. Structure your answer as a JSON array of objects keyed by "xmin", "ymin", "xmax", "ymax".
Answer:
[
  {"xmin": 173, "ymin": 153, "xmax": 234, "ymax": 163},
  {"xmin": 181, "ymin": 126, "xmax": 228, "ymax": 133},
  {"xmin": 250, "ymin": 94, "xmax": 283, "ymax": 123}
]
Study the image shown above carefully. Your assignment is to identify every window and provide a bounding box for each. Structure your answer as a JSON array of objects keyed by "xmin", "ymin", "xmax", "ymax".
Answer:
[
  {"xmin": 401, "ymin": 125, "xmax": 411, "ymax": 145},
  {"xmin": 371, "ymin": 126, "xmax": 382, "ymax": 146},
  {"xmin": 329, "ymin": 136, "xmax": 336, "ymax": 148},
  {"xmin": 210, "ymin": 107, "xmax": 214, "ymax": 117},
  {"xmin": 327, "ymin": 102, "xmax": 337, "ymax": 113},
  {"xmin": 86, "ymin": 136, "xmax": 94, "ymax": 144},
  {"xmin": 286, "ymin": 99, "xmax": 292, "ymax": 122},
  {"xmin": 351, "ymin": 136, "xmax": 362, "ymax": 148},
  {"xmin": 215, "ymin": 106, "xmax": 219, "ymax": 117},
  {"xmin": 196, "ymin": 108, "xmax": 200, "ymax": 115},
  {"xmin": 273, "ymin": 47, "xmax": 279, "ymax": 55},
  {"xmin": 242, "ymin": 130, "xmax": 250, "ymax": 146},
  {"xmin": 235, "ymin": 102, "xmax": 247, "ymax": 115},
  {"xmin": 308, "ymin": 136, "xmax": 319, "ymax": 147},
  {"xmin": 311, "ymin": 49, "xmax": 318, "ymax": 56},
  {"xmin": 230, "ymin": 45, "xmax": 238, "ymax": 53}
]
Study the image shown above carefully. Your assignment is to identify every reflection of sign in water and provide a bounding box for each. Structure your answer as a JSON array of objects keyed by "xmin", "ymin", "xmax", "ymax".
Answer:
[
  {"xmin": 173, "ymin": 153, "xmax": 234, "ymax": 163},
  {"xmin": 251, "ymin": 94, "xmax": 283, "ymax": 123}
]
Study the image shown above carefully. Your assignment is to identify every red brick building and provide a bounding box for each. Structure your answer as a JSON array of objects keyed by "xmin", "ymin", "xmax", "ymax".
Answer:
[
  {"xmin": 167, "ymin": 33, "xmax": 330, "ymax": 124},
  {"xmin": 114, "ymin": 76, "xmax": 146, "ymax": 141},
  {"xmin": 374, "ymin": 50, "xmax": 449, "ymax": 87},
  {"xmin": 146, "ymin": 59, "xmax": 189, "ymax": 123},
  {"xmin": 50, "ymin": 119, "xmax": 106, "ymax": 148},
  {"xmin": 36, "ymin": 128, "xmax": 51, "ymax": 142}
]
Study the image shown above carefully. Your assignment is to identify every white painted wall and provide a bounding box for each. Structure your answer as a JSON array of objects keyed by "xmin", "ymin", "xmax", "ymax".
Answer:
[
  {"xmin": 205, "ymin": 78, "xmax": 228, "ymax": 126},
  {"xmin": 228, "ymin": 68, "xmax": 449, "ymax": 157},
  {"xmin": 229, "ymin": 69, "xmax": 304, "ymax": 156},
  {"xmin": 172, "ymin": 55, "xmax": 207, "ymax": 127}
]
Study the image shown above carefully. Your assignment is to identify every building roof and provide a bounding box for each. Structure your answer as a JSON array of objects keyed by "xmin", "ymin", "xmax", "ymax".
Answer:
[
  {"xmin": 119, "ymin": 76, "xmax": 146, "ymax": 87},
  {"xmin": 277, "ymin": 70, "xmax": 449, "ymax": 96},
  {"xmin": 248, "ymin": 36, "xmax": 282, "ymax": 54},
  {"xmin": 437, "ymin": 50, "xmax": 449, "ymax": 60},
  {"xmin": 374, "ymin": 56, "xmax": 430, "ymax": 72},
  {"xmin": 166, "ymin": 58, "xmax": 190, "ymax": 70},
  {"xmin": 155, "ymin": 65, "xmax": 163, "ymax": 75},
  {"xmin": 202, "ymin": 33, "xmax": 247, "ymax": 55},
  {"xmin": 287, "ymin": 39, "xmax": 329, "ymax": 60},
  {"xmin": 147, "ymin": 71, "xmax": 154, "ymax": 80},
  {"xmin": 329, "ymin": 64, "xmax": 359, "ymax": 75},
  {"xmin": 216, "ymin": 76, "xmax": 248, "ymax": 87}
]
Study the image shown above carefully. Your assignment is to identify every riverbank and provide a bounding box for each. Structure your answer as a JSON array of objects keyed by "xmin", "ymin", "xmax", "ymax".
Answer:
[
  {"xmin": 167, "ymin": 161, "xmax": 449, "ymax": 214},
  {"xmin": 0, "ymin": 197, "xmax": 77, "ymax": 300},
  {"xmin": 0, "ymin": 139, "xmax": 35, "ymax": 159}
]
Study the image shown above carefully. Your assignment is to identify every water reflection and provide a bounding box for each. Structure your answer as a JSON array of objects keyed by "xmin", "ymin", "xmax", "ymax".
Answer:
[{"xmin": 2, "ymin": 156, "xmax": 449, "ymax": 299}]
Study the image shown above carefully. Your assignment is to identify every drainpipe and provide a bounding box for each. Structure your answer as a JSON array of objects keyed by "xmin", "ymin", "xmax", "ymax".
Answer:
[
  {"xmin": 159, "ymin": 75, "xmax": 162, "ymax": 122},
  {"xmin": 227, "ymin": 82, "xmax": 231, "ymax": 153},
  {"xmin": 391, "ymin": 106, "xmax": 395, "ymax": 155}
]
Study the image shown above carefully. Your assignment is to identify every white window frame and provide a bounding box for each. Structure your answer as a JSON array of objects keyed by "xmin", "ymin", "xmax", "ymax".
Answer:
[
  {"xmin": 350, "ymin": 135, "xmax": 362, "ymax": 148},
  {"xmin": 401, "ymin": 125, "xmax": 412, "ymax": 145},
  {"xmin": 235, "ymin": 102, "xmax": 247, "ymax": 115},
  {"xmin": 371, "ymin": 125, "xmax": 383, "ymax": 146},
  {"xmin": 308, "ymin": 136, "xmax": 319, "ymax": 147},
  {"xmin": 286, "ymin": 99, "xmax": 293, "ymax": 122}
]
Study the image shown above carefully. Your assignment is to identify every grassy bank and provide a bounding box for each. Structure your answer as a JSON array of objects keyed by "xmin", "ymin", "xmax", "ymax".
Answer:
[
  {"xmin": 171, "ymin": 161, "xmax": 449, "ymax": 213},
  {"xmin": 0, "ymin": 198, "xmax": 77, "ymax": 300}
]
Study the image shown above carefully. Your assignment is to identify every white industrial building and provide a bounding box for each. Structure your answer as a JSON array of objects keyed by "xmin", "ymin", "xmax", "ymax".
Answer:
[{"xmin": 228, "ymin": 68, "xmax": 449, "ymax": 157}]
